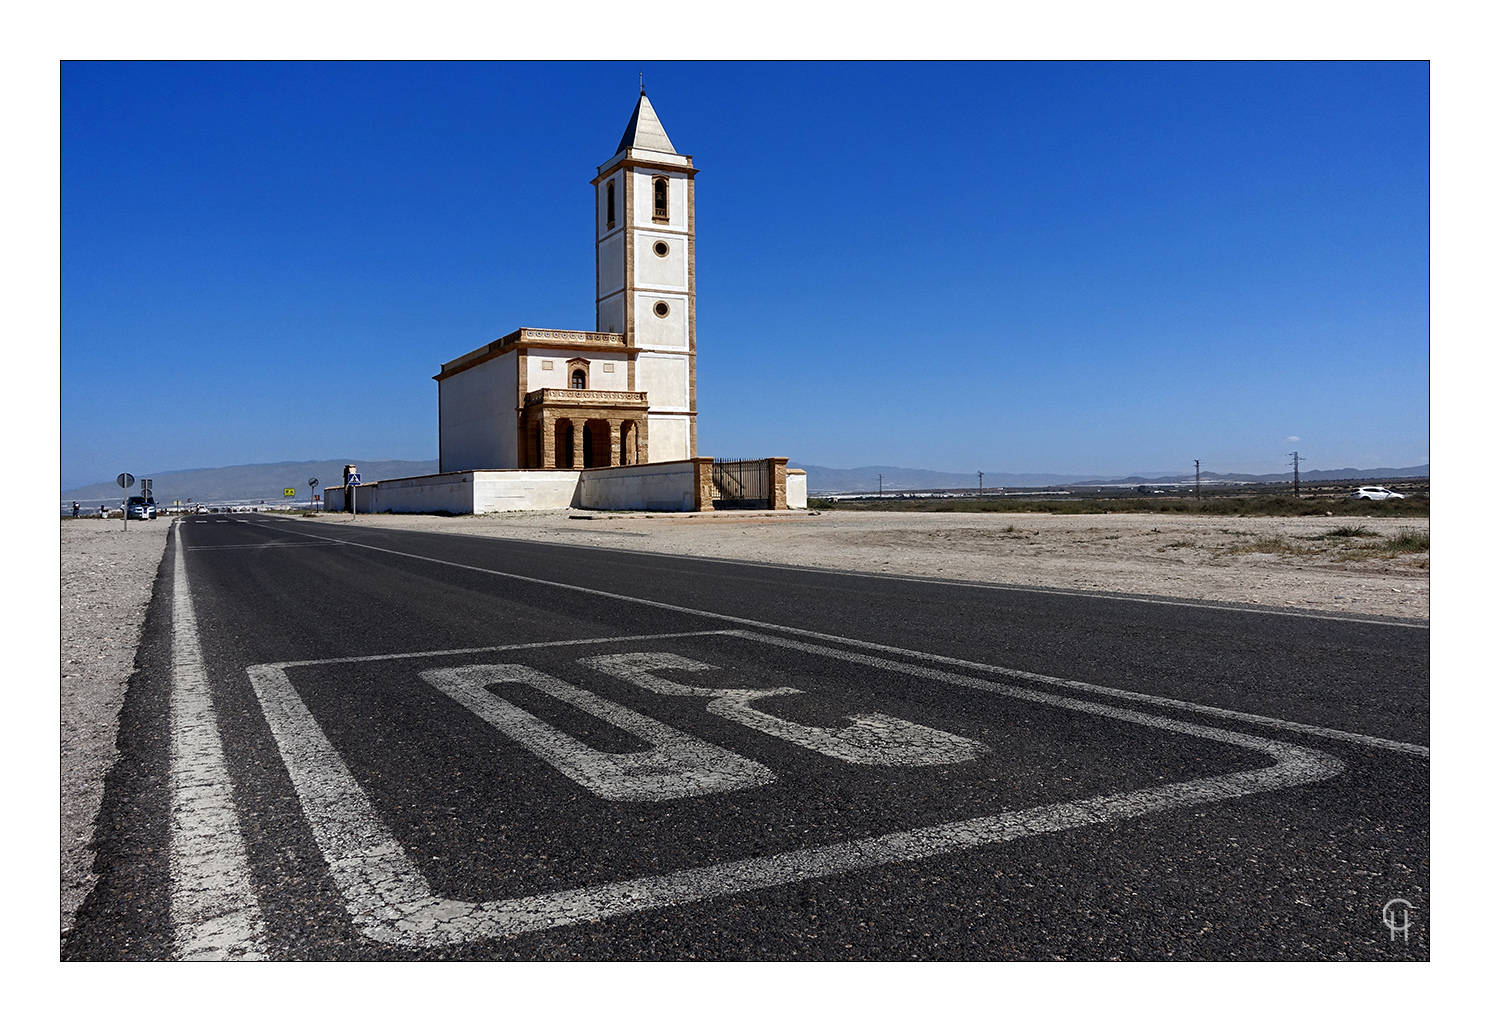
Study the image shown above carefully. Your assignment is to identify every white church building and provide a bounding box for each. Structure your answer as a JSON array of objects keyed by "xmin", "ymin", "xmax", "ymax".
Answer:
[{"xmin": 325, "ymin": 89, "xmax": 806, "ymax": 515}]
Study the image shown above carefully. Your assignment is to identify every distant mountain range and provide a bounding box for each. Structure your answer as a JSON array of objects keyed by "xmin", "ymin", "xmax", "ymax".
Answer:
[
  {"xmin": 61, "ymin": 459, "xmax": 439, "ymax": 505},
  {"xmin": 60, "ymin": 458, "xmax": 1429, "ymax": 504}
]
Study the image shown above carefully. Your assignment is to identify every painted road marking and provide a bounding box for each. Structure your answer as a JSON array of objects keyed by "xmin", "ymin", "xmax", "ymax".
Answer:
[
  {"xmin": 185, "ymin": 541, "xmax": 345, "ymax": 551},
  {"xmin": 422, "ymin": 663, "xmax": 775, "ymax": 801},
  {"xmin": 582, "ymin": 651, "xmax": 988, "ymax": 766},
  {"xmin": 246, "ymin": 630, "xmax": 1345, "ymax": 947},
  {"xmin": 169, "ymin": 522, "xmax": 267, "ymax": 960},
  {"xmin": 252, "ymin": 523, "xmax": 1428, "ymax": 757},
  {"xmin": 243, "ymin": 517, "xmax": 1428, "ymax": 628}
]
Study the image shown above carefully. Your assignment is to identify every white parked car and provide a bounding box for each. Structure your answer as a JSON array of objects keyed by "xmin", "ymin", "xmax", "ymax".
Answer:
[{"xmin": 1352, "ymin": 486, "xmax": 1406, "ymax": 500}]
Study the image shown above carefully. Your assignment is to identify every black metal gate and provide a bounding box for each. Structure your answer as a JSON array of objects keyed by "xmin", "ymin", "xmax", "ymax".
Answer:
[{"xmin": 712, "ymin": 458, "xmax": 772, "ymax": 509}]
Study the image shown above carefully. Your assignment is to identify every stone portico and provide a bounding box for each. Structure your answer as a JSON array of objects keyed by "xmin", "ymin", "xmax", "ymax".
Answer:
[{"xmin": 522, "ymin": 387, "xmax": 650, "ymax": 469}]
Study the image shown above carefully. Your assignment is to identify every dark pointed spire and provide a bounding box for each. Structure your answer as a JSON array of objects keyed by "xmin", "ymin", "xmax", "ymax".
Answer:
[{"xmin": 615, "ymin": 91, "xmax": 675, "ymax": 155}]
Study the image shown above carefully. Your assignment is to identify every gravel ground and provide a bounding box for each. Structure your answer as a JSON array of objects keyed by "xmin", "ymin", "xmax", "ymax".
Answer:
[
  {"xmin": 58, "ymin": 506, "xmax": 1427, "ymax": 934},
  {"xmin": 314, "ymin": 508, "xmax": 1429, "ymax": 620},
  {"xmin": 60, "ymin": 517, "xmax": 169, "ymax": 935}
]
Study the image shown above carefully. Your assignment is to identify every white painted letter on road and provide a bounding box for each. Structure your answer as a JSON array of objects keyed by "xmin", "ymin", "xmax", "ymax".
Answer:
[
  {"xmin": 581, "ymin": 652, "xmax": 989, "ymax": 766},
  {"xmin": 421, "ymin": 663, "xmax": 775, "ymax": 801}
]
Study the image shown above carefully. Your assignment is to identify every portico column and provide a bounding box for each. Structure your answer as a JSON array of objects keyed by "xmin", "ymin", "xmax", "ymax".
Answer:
[
  {"xmin": 571, "ymin": 417, "xmax": 585, "ymax": 470},
  {"xmin": 542, "ymin": 414, "xmax": 557, "ymax": 469},
  {"xmin": 609, "ymin": 418, "xmax": 621, "ymax": 467}
]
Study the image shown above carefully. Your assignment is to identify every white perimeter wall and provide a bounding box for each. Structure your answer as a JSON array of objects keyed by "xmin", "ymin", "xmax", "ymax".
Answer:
[
  {"xmin": 472, "ymin": 471, "xmax": 581, "ymax": 512},
  {"xmin": 577, "ymin": 460, "xmax": 698, "ymax": 512},
  {"xmin": 325, "ymin": 466, "xmax": 804, "ymax": 513},
  {"xmin": 786, "ymin": 470, "xmax": 808, "ymax": 510},
  {"xmin": 325, "ymin": 472, "xmax": 581, "ymax": 514}
]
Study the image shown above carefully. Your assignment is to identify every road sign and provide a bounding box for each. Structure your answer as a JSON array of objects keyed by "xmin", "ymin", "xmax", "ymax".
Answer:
[
  {"xmin": 116, "ymin": 473, "xmax": 134, "ymax": 532},
  {"xmin": 141, "ymin": 478, "xmax": 153, "ymax": 498},
  {"xmin": 347, "ymin": 473, "xmax": 361, "ymax": 486},
  {"xmin": 308, "ymin": 477, "xmax": 319, "ymax": 489},
  {"xmin": 284, "ymin": 488, "xmax": 296, "ymax": 498}
]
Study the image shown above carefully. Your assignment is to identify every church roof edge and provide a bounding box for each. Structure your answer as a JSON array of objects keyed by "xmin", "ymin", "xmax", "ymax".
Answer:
[{"xmin": 593, "ymin": 150, "xmax": 696, "ymax": 181}]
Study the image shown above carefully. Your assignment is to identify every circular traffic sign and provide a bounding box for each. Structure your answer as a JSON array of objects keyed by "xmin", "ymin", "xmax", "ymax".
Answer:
[{"xmin": 116, "ymin": 473, "xmax": 135, "ymax": 489}]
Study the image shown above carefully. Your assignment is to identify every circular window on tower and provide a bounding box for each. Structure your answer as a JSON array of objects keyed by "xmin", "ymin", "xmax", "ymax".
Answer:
[
  {"xmin": 653, "ymin": 240, "xmax": 670, "ymax": 257},
  {"xmin": 653, "ymin": 301, "xmax": 671, "ymax": 318}
]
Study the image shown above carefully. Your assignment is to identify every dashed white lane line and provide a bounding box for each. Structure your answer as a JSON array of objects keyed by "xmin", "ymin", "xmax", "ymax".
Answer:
[
  {"xmin": 247, "ymin": 630, "xmax": 1344, "ymax": 947},
  {"xmin": 170, "ymin": 522, "xmax": 267, "ymax": 960},
  {"xmin": 253, "ymin": 522, "xmax": 1428, "ymax": 757}
]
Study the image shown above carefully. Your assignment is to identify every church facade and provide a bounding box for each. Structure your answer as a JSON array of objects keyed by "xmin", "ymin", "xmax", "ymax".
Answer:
[
  {"xmin": 323, "ymin": 89, "xmax": 806, "ymax": 515},
  {"xmin": 436, "ymin": 90, "xmax": 697, "ymax": 473}
]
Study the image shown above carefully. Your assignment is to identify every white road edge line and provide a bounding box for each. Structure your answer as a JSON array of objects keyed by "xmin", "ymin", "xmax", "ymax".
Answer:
[
  {"xmin": 507, "ymin": 541, "xmax": 1432, "ymax": 629},
  {"xmin": 170, "ymin": 520, "xmax": 268, "ymax": 960},
  {"xmin": 247, "ymin": 630, "xmax": 1345, "ymax": 947},
  {"xmin": 254, "ymin": 523, "xmax": 1428, "ymax": 757},
  {"xmin": 284, "ymin": 520, "xmax": 1428, "ymax": 629}
]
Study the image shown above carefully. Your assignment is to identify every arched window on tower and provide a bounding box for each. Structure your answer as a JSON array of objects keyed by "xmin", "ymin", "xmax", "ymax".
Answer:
[
  {"xmin": 652, "ymin": 176, "xmax": 669, "ymax": 222},
  {"xmin": 606, "ymin": 179, "xmax": 616, "ymax": 229}
]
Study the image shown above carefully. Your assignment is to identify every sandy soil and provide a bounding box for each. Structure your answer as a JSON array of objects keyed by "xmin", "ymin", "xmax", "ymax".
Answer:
[
  {"xmin": 317, "ymin": 508, "xmax": 1429, "ymax": 620},
  {"xmin": 60, "ymin": 517, "xmax": 170, "ymax": 935}
]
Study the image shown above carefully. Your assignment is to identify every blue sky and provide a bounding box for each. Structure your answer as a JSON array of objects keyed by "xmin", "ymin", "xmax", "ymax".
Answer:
[{"xmin": 60, "ymin": 60, "xmax": 1429, "ymax": 490}]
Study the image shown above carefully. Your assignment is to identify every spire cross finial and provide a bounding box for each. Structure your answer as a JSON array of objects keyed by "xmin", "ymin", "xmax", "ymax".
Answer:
[{"xmin": 640, "ymin": 71, "xmax": 645, "ymax": 96}]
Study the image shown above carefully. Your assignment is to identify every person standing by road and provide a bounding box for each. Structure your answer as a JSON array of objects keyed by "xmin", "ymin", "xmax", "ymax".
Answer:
[{"xmin": 72, "ymin": 501, "xmax": 80, "ymax": 518}]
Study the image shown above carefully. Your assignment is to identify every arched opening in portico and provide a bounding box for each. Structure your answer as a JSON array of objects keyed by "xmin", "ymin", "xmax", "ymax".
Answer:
[
  {"xmin": 621, "ymin": 420, "xmax": 638, "ymax": 466},
  {"xmin": 584, "ymin": 419, "xmax": 613, "ymax": 468},
  {"xmin": 555, "ymin": 419, "xmax": 575, "ymax": 469}
]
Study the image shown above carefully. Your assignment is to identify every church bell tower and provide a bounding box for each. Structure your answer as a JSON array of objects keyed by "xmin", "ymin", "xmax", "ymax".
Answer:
[{"xmin": 592, "ymin": 88, "xmax": 698, "ymax": 462}]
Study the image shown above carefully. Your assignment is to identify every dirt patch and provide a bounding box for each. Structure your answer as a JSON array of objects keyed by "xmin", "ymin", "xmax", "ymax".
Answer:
[
  {"xmin": 60, "ymin": 517, "xmax": 171, "ymax": 935},
  {"xmin": 310, "ymin": 509, "xmax": 1428, "ymax": 619}
]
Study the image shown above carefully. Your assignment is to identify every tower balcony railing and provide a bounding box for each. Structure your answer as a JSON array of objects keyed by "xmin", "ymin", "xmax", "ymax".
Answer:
[{"xmin": 525, "ymin": 387, "xmax": 649, "ymax": 408}]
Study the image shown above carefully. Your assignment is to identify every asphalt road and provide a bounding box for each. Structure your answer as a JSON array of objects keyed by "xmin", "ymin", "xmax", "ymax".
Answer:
[{"xmin": 63, "ymin": 513, "xmax": 1429, "ymax": 960}]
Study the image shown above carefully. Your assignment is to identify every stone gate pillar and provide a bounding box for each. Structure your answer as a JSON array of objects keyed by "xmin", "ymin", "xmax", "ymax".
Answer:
[{"xmin": 766, "ymin": 457, "xmax": 790, "ymax": 510}]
